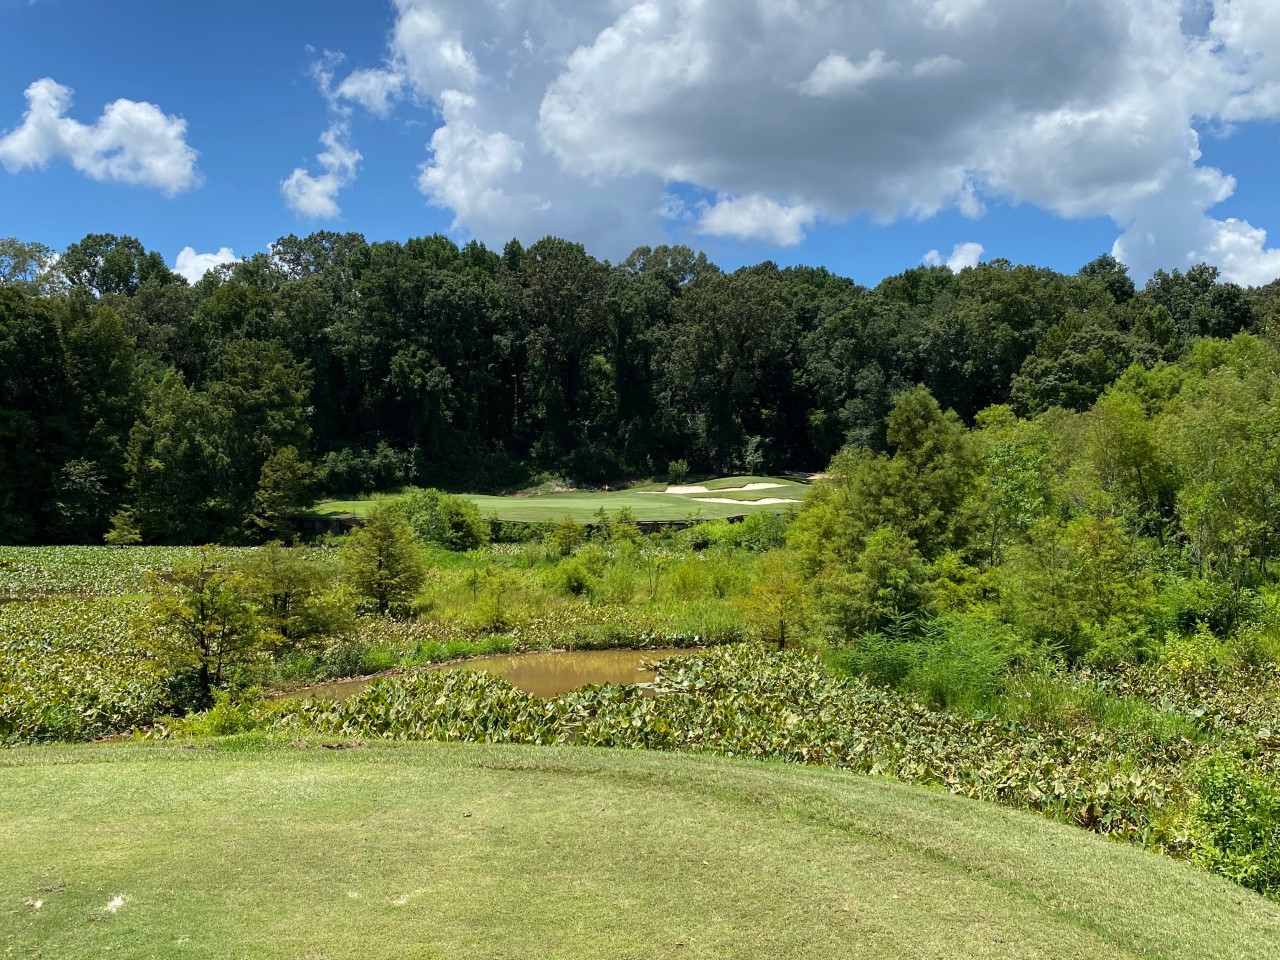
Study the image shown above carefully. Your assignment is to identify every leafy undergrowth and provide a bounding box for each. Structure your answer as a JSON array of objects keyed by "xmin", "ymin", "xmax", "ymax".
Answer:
[
  {"xmin": 1111, "ymin": 665, "xmax": 1280, "ymax": 756},
  {"xmin": 244, "ymin": 646, "xmax": 1280, "ymax": 897},
  {"xmin": 0, "ymin": 598, "xmax": 170, "ymax": 744},
  {"xmin": 0, "ymin": 546, "xmax": 219, "ymax": 599}
]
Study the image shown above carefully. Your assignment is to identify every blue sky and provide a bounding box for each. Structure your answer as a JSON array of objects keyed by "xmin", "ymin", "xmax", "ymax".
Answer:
[{"xmin": 3, "ymin": 0, "xmax": 1280, "ymax": 287}]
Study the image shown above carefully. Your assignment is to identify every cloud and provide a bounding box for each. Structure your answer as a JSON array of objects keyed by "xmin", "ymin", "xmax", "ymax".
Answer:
[
  {"xmin": 173, "ymin": 246, "xmax": 237, "ymax": 284},
  {"xmin": 335, "ymin": 68, "xmax": 405, "ymax": 117},
  {"xmin": 1200, "ymin": 219, "xmax": 1280, "ymax": 287},
  {"xmin": 280, "ymin": 52, "xmax": 368, "ymax": 219},
  {"xmin": 281, "ymin": 121, "xmax": 361, "ymax": 219},
  {"xmin": 801, "ymin": 51, "xmax": 900, "ymax": 97},
  {"xmin": 1210, "ymin": 0, "xmax": 1280, "ymax": 121},
  {"xmin": 923, "ymin": 242, "xmax": 985, "ymax": 272},
  {"xmin": 341, "ymin": 0, "xmax": 674, "ymax": 253},
  {"xmin": 697, "ymin": 195, "xmax": 817, "ymax": 246},
  {"xmin": 323, "ymin": 0, "xmax": 1280, "ymax": 283},
  {"xmin": 417, "ymin": 91, "xmax": 524, "ymax": 227},
  {"xmin": 308, "ymin": 49, "xmax": 405, "ymax": 118},
  {"xmin": 0, "ymin": 78, "xmax": 199, "ymax": 194},
  {"xmin": 390, "ymin": 1, "xmax": 481, "ymax": 93},
  {"xmin": 913, "ymin": 55, "xmax": 964, "ymax": 78}
]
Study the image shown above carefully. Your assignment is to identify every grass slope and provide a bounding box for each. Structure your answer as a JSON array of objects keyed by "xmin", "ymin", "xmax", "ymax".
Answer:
[
  {"xmin": 316, "ymin": 476, "xmax": 812, "ymax": 522},
  {"xmin": 3, "ymin": 743, "xmax": 1278, "ymax": 959}
]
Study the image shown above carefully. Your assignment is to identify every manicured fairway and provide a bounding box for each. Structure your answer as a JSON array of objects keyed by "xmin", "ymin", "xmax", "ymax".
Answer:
[
  {"xmin": 3, "ymin": 742, "xmax": 1278, "ymax": 959},
  {"xmin": 316, "ymin": 476, "xmax": 813, "ymax": 522}
]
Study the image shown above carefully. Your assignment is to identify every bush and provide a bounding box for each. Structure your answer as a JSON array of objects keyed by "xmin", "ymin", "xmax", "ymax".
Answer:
[
  {"xmin": 575, "ymin": 543, "xmax": 610, "ymax": 579},
  {"xmin": 318, "ymin": 641, "xmax": 393, "ymax": 680},
  {"xmin": 400, "ymin": 487, "xmax": 489, "ymax": 551},
  {"xmin": 831, "ymin": 614, "xmax": 1031, "ymax": 713},
  {"xmin": 667, "ymin": 558, "xmax": 710, "ymax": 600},
  {"xmin": 600, "ymin": 507, "xmax": 641, "ymax": 544},
  {"xmin": 1079, "ymin": 619, "xmax": 1153, "ymax": 669},
  {"xmin": 1189, "ymin": 755, "xmax": 1280, "ymax": 897},
  {"xmin": 680, "ymin": 522, "xmax": 719, "ymax": 552},
  {"xmin": 314, "ymin": 443, "xmax": 416, "ymax": 496},
  {"xmin": 597, "ymin": 561, "xmax": 639, "ymax": 605},
  {"xmin": 702, "ymin": 550, "xmax": 747, "ymax": 599},
  {"xmin": 907, "ymin": 617, "xmax": 1023, "ymax": 712},
  {"xmin": 168, "ymin": 689, "xmax": 268, "ymax": 738},
  {"xmin": 553, "ymin": 558, "xmax": 595, "ymax": 597},
  {"xmin": 734, "ymin": 511, "xmax": 788, "ymax": 551},
  {"xmin": 489, "ymin": 516, "xmax": 545, "ymax": 545},
  {"xmin": 1160, "ymin": 622, "xmax": 1236, "ymax": 686},
  {"xmin": 679, "ymin": 514, "xmax": 789, "ymax": 553},
  {"xmin": 668, "ymin": 459, "xmax": 689, "ymax": 485},
  {"xmin": 828, "ymin": 632, "xmax": 917, "ymax": 689},
  {"xmin": 1157, "ymin": 576, "xmax": 1263, "ymax": 639},
  {"xmin": 1232, "ymin": 621, "xmax": 1280, "ymax": 668},
  {"xmin": 547, "ymin": 516, "xmax": 587, "ymax": 557}
]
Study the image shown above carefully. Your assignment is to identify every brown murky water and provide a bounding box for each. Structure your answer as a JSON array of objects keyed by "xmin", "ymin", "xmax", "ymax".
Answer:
[{"xmin": 298, "ymin": 647, "xmax": 701, "ymax": 701}]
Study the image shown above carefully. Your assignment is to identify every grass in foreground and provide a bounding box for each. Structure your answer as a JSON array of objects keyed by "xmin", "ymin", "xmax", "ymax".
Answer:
[{"xmin": 3, "ymin": 742, "xmax": 1278, "ymax": 960}]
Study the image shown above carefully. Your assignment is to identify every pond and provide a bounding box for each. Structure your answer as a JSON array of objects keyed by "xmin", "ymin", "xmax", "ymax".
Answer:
[{"xmin": 297, "ymin": 647, "xmax": 702, "ymax": 701}]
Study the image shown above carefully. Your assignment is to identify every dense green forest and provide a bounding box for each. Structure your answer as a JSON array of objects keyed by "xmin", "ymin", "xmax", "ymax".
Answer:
[{"xmin": 4, "ymin": 231, "xmax": 1279, "ymax": 545}]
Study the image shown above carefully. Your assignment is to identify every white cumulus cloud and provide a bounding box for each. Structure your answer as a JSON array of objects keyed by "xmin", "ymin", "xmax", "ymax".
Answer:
[
  {"xmin": 1166, "ymin": 216, "xmax": 1280, "ymax": 288},
  {"xmin": 314, "ymin": 0, "xmax": 1280, "ymax": 283},
  {"xmin": 391, "ymin": 1, "xmax": 482, "ymax": 93},
  {"xmin": 697, "ymin": 195, "xmax": 817, "ymax": 246},
  {"xmin": 417, "ymin": 91, "xmax": 524, "ymax": 227},
  {"xmin": 281, "ymin": 122, "xmax": 361, "ymax": 219},
  {"xmin": 923, "ymin": 242, "xmax": 985, "ymax": 271},
  {"xmin": 1210, "ymin": 0, "xmax": 1280, "ymax": 121},
  {"xmin": 173, "ymin": 246, "xmax": 238, "ymax": 284},
  {"xmin": 0, "ymin": 78, "xmax": 199, "ymax": 194}
]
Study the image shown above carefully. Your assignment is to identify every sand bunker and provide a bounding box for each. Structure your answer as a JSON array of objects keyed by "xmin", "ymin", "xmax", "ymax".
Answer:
[
  {"xmin": 666, "ymin": 482, "xmax": 787, "ymax": 495},
  {"xmin": 693, "ymin": 497, "xmax": 800, "ymax": 506}
]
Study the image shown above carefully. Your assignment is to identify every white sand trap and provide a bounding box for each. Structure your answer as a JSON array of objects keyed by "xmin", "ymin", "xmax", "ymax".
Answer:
[
  {"xmin": 666, "ymin": 482, "xmax": 788, "ymax": 495},
  {"xmin": 694, "ymin": 497, "xmax": 800, "ymax": 506}
]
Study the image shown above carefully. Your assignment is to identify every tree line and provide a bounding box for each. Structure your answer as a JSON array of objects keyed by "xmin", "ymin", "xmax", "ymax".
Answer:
[{"xmin": 2, "ymin": 231, "xmax": 1278, "ymax": 545}]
